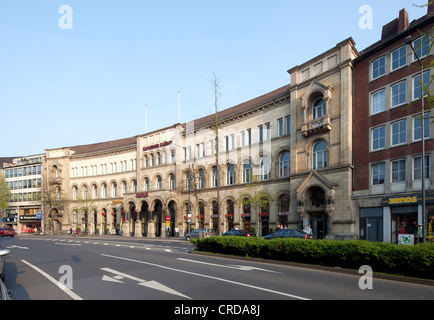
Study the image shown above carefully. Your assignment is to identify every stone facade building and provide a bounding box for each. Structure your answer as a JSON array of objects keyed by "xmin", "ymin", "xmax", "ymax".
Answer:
[{"xmin": 40, "ymin": 38, "xmax": 360, "ymax": 240}]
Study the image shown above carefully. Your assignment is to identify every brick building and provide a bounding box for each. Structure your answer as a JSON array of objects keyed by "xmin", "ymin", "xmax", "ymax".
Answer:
[{"xmin": 353, "ymin": 4, "xmax": 434, "ymax": 243}]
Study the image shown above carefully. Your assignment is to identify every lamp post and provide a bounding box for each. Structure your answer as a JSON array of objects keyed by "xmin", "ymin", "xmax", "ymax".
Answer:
[{"xmin": 405, "ymin": 35, "xmax": 427, "ymax": 243}]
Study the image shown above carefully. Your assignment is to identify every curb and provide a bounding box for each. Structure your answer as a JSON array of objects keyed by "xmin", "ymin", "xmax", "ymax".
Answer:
[{"xmin": 190, "ymin": 250, "xmax": 434, "ymax": 287}]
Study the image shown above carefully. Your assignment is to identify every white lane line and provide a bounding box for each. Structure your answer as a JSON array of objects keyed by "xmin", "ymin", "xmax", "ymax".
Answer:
[
  {"xmin": 100, "ymin": 254, "xmax": 310, "ymax": 300},
  {"xmin": 21, "ymin": 260, "xmax": 83, "ymax": 301},
  {"xmin": 176, "ymin": 258, "xmax": 282, "ymax": 273}
]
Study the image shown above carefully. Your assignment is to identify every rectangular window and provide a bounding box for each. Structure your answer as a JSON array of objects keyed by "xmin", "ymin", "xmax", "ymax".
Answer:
[
  {"xmin": 258, "ymin": 125, "xmax": 263, "ymax": 142},
  {"xmin": 372, "ymin": 163, "xmax": 385, "ymax": 185},
  {"xmin": 391, "ymin": 119, "xmax": 407, "ymax": 146},
  {"xmin": 285, "ymin": 116, "xmax": 291, "ymax": 135},
  {"xmin": 413, "ymin": 35, "xmax": 430, "ymax": 60},
  {"xmin": 372, "ymin": 126, "xmax": 386, "ymax": 151},
  {"xmin": 391, "ymin": 80, "xmax": 407, "ymax": 107},
  {"xmin": 265, "ymin": 123, "xmax": 271, "ymax": 140},
  {"xmin": 392, "ymin": 159, "xmax": 406, "ymax": 182},
  {"xmin": 230, "ymin": 134, "xmax": 235, "ymax": 150},
  {"xmin": 413, "ymin": 70, "xmax": 431, "ymax": 100},
  {"xmin": 241, "ymin": 131, "xmax": 245, "ymax": 147},
  {"xmin": 278, "ymin": 118, "xmax": 283, "ymax": 137},
  {"xmin": 391, "ymin": 46, "xmax": 407, "ymax": 70},
  {"xmin": 413, "ymin": 155, "xmax": 430, "ymax": 180},
  {"xmin": 372, "ymin": 56, "xmax": 386, "ymax": 80},
  {"xmin": 247, "ymin": 129, "xmax": 252, "ymax": 146},
  {"xmin": 372, "ymin": 89, "xmax": 386, "ymax": 114},
  {"xmin": 413, "ymin": 113, "xmax": 430, "ymax": 141}
]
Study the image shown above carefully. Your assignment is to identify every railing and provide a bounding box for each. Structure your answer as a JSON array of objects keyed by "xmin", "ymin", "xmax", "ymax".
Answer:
[{"xmin": 301, "ymin": 114, "xmax": 332, "ymax": 138}]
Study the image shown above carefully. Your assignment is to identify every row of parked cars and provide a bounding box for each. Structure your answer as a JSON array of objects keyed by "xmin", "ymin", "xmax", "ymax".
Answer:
[{"xmin": 185, "ymin": 228, "xmax": 314, "ymax": 240}]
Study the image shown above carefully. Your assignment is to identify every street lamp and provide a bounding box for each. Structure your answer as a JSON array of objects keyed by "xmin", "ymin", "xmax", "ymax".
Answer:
[{"xmin": 405, "ymin": 35, "xmax": 427, "ymax": 243}]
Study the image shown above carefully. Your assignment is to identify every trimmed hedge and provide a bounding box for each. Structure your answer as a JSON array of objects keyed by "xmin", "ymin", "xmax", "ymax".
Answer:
[{"xmin": 191, "ymin": 236, "xmax": 434, "ymax": 279}]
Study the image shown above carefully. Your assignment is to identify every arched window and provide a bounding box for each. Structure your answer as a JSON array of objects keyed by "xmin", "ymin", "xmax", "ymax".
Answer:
[
  {"xmin": 157, "ymin": 152, "xmax": 161, "ymax": 166},
  {"xmin": 279, "ymin": 195, "xmax": 290, "ymax": 212},
  {"xmin": 260, "ymin": 156, "xmax": 270, "ymax": 181},
  {"xmin": 144, "ymin": 178, "xmax": 150, "ymax": 191},
  {"xmin": 92, "ymin": 184, "xmax": 98, "ymax": 199},
  {"xmin": 102, "ymin": 184, "xmax": 108, "ymax": 199},
  {"xmin": 169, "ymin": 174, "xmax": 176, "ymax": 190},
  {"xmin": 72, "ymin": 186, "xmax": 78, "ymax": 200},
  {"xmin": 243, "ymin": 160, "xmax": 252, "ymax": 183},
  {"xmin": 156, "ymin": 176, "xmax": 162, "ymax": 190},
  {"xmin": 313, "ymin": 98, "xmax": 326, "ymax": 119},
  {"xmin": 151, "ymin": 154, "xmax": 155, "ymax": 167},
  {"xmin": 212, "ymin": 166, "xmax": 218, "ymax": 187},
  {"xmin": 185, "ymin": 171, "xmax": 191, "ymax": 191},
  {"xmin": 82, "ymin": 185, "xmax": 89, "ymax": 200},
  {"xmin": 312, "ymin": 141, "xmax": 328, "ymax": 170},
  {"xmin": 279, "ymin": 152, "xmax": 290, "ymax": 177},
  {"xmin": 145, "ymin": 155, "xmax": 149, "ymax": 168},
  {"xmin": 121, "ymin": 182, "xmax": 127, "ymax": 196},
  {"xmin": 111, "ymin": 182, "xmax": 117, "ymax": 198},
  {"xmin": 198, "ymin": 169, "xmax": 205, "ymax": 189},
  {"xmin": 132, "ymin": 180, "xmax": 137, "ymax": 193},
  {"xmin": 226, "ymin": 164, "xmax": 235, "ymax": 185},
  {"xmin": 171, "ymin": 150, "xmax": 176, "ymax": 163}
]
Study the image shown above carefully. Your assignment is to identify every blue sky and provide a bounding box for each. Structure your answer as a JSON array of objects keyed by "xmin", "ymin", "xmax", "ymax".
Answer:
[{"xmin": 0, "ymin": 0, "xmax": 429, "ymax": 157}]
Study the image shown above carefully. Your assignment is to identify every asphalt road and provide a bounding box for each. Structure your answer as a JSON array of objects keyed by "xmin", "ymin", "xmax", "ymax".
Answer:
[{"xmin": 1, "ymin": 235, "xmax": 433, "ymax": 306}]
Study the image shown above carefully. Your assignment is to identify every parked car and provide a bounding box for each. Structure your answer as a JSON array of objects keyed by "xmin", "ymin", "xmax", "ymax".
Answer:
[
  {"xmin": 222, "ymin": 229, "xmax": 254, "ymax": 237},
  {"xmin": 0, "ymin": 247, "xmax": 12, "ymax": 300},
  {"xmin": 0, "ymin": 227, "xmax": 15, "ymax": 237},
  {"xmin": 262, "ymin": 228, "xmax": 314, "ymax": 240},
  {"xmin": 0, "ymin": 247, "xmax": 11, "ymax": 281},
  {"xmin": 185, "ymin": 228, "xmax": 216, "ymax": 241}
]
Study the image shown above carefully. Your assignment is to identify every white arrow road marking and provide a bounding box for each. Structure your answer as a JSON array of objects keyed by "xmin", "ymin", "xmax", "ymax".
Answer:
[
  {"xmin": 102, "ymin": 275, "xmax": 124, "ymax": 284},
  {"xmin": 176, "ymin": 258, "xmax": 282, "ymax": 274},
  {"xmin": 7, "ymin": 245, "xmax": 29, "ymax": 250},
  {"xmin": 101, "ymin": 267, "xmax": 191, "ymax": 300},
  {"xmin": 101, "ymin": 254, "xmax": 311, "ymax": 300}
]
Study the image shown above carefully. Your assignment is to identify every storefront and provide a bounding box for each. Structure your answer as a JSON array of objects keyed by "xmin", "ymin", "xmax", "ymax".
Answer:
[
  {"xmin": 359, "ymin": 193, "xmax": 433, "ymax": 243},
  {"xmin": 19, "ymin": 209, "xmax": 42, "ymax": 233}
]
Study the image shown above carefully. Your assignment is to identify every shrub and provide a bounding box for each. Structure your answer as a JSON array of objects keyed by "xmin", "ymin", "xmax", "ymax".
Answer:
[{"xmin": 191, "ymin": 237, "xmax": 434, "ymax": 279}]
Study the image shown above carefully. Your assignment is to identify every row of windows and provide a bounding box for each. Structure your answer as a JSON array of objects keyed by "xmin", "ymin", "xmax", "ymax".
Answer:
[
  {"xmin": 371, "ymin": 113, "xmax": 430, "ymax": 151},
  {"xmin": 72, "ymin": 181, "xmax": 138, "ymax": 200},
  {"xmin": 182, "ymin": 118, "xmax": 291, "ymax": 162},
  {"xmin": 371, "ymin": 154, "xmax": 430, "ymax": 186},
  {"xmin": 371, "ymin": 35, "xmax": 430, "ymax": 81},
  {"xmin": 9, "ymin": 192, "xmax": 42, "ymax": 203},
  {"xmin": 8, "ymin": 178, "xmax": 42, "ymax": 190},
  {"xmin": 370, "ymin": 70, "xmax": 431, "ymax": 115},
  {"xmin": 4, "ymin": 165, "xmax": 42, "ymax": 178},
  {"xmin": 71, "ymin": 159, "xmax": 136, "ymax": 178}
]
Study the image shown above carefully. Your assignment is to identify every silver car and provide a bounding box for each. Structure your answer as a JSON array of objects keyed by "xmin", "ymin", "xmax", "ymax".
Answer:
[
  {"xmin": 0, "ymin": 246, "xmax": 11, "ymax": 300},
  {"xmin": 185, "ymin": 228, "xmax": 216, "ymax": 241}
]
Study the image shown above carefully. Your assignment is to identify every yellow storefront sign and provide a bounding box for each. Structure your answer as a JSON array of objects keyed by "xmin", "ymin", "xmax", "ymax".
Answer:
[{"xmin": 388, "ymin": 196, "xmax": 418, "ymax": 205}]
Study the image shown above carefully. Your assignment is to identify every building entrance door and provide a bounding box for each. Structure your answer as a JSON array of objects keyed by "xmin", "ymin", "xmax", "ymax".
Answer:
[{"xmin": 311, "ymin": 213, "xmax": 327, "ymax": 239}]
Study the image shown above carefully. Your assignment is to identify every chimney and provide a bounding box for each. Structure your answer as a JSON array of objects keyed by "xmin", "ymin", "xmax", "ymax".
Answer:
[
  {"xmin": 381, "ymin": 8, "xmax": 409, "ymax": 40},
  {"xmin": 397, "ymin": 9, "xmax": 409, "ymax": 33},
  {"xmin": 428, "ymin": 0, "xmax": 434, "ymax": 16}
]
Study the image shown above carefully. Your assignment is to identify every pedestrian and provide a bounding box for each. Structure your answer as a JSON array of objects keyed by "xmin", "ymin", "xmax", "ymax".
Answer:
[
  {"xmin": 417, "ymin": 224, "xmax": 423, "ymax": 243},
  {"xmin": 398, "ymin": 225, "xmax": 405, "ymax": 234},
  {"xmin": 305, "ymin": 224, "xmax": 313, "ymax": 235},
  {"xmin": 75, "ymin": 228, "xmax": 79, "ymax": 237}
]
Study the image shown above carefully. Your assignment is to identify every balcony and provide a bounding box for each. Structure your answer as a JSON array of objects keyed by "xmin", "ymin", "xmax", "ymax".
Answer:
[{"xmin": 301, "ymin": 114, "xmax": 332, "ymax": 138}]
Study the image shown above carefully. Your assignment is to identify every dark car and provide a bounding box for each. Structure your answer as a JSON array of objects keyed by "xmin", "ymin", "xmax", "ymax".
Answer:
[
  {"xmin": 185, "ymin": 228, "xmax": 216, "ymax": 241},
  {"xmin": 0, "ymin": 227, "xmax": 15, "ymax": 237},
  {"xmin": 222, "ymin": 229, "xmax": 254, "ymax": 237},
  {"xmin": 262, "ymin": 228, "xmax": 313, "ymax": 240}
]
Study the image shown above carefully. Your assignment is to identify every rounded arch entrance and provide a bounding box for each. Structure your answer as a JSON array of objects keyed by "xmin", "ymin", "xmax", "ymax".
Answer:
[
  {"xmin": 150, "ymin": 199, "xmax": 163, "ymax": 237},
  {"xmin": 168, "ymin": 200, "xmax": 177, "ymax": 237},
  {"xmin": 300, "ymin": 185, "xmax": 334, "ymax": 239}
]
